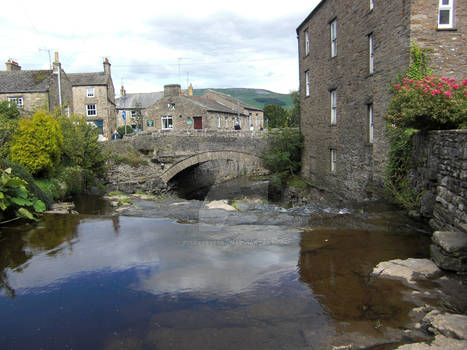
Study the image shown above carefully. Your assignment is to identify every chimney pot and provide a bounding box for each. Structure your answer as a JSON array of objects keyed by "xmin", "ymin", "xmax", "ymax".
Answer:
[{"xmin": 5, "ymin": 59, "xmax": 21, "ymax": 71}]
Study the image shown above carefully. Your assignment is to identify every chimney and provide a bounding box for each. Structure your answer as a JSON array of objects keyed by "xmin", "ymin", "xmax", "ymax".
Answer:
[
  {"xmin": 120, "ymin": 85, "xmax": 126, "ymax": 96},
  {"xmin": 188, "ymin": 83, "xmax": 193, "ymax": 96},
  {"xmin": 53, "ymin": 51, "xmax": 61, "ymax": 73},
  {"xmin": 164, "ymin": 84, "xmax": 181, "ymax": 97},
  {"xmin": 5, "ymin": 59, "xmax": 21, "ymax": 71},
  {"xmin": 103, "ymin": 57, "xmax": 111, "ymax": 75}
]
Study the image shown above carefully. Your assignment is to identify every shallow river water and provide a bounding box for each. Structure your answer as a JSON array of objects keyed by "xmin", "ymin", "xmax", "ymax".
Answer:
[{"xmin": 0, "ymin": 196, "xmax": 433, "ymax": 349}]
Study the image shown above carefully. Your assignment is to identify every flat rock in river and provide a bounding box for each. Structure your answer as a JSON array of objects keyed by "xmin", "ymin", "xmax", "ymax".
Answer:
[{"xmin": 371, "ymin": 258, "xmax": 440, "ymax": 286}]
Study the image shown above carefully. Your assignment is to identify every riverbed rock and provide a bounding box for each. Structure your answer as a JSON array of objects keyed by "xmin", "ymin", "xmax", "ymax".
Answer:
[
  {"xmin": 430, "ymin": 231, "xmax": 467, "ymax": 272},
  {"xmin": 44, "ymin": 202, "xmax": 78, "ymax": 215},
  {"xmin": 395, "ymin": 334, "xmax": 467, "ymax": 349},
  {"xmin": 423, "ymin": 310, "xmax": 467, "ymax": 340},
  {"xmin": 371, "ymin": 258, "xmax": 440, "ymax": 286},
  {"xmin": 205, "ymin": 200, "xmax": 237, "ymax": 211}
]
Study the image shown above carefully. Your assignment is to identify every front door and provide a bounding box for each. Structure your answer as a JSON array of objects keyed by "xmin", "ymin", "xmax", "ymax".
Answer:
[{"xmin": 193, "ymin": 117, "xmax": 202, "ymax": 130}]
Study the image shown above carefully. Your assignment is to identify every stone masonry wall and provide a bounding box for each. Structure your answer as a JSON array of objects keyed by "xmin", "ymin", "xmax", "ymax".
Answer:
[
  {"xmin": 298, "ymin": 0, "xmax": 411, "ymax": 200},
  {"xmin": 0, "ymin": 92, "xmax": 49, "ymax": 113},
  {"xmin": 411, "ymin": 130, "xmax": 467, "ymax": 233}
]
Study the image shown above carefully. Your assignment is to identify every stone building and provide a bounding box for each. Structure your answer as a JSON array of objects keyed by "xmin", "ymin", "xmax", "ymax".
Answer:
[
  {"xmin": 297, "ymin": 0, "xmax": 466, "ymax": 200},
  {"xmin": 116, "ymin": 86, "xmax": 163, "ymax": 130},
  {"xmin": 202, "ymin": 90, "xmax": 265, "ymax": 130},
  {"xmin": 69, "ymin": 58, "xmax": 117, "ymax": 137},
  {"xmin": 143, "ymin": 84, "xmax": 249, "ymax": 131},
  {"xmin": 0, "ymin": 53, "xmax": 73, "ymax": 114}
]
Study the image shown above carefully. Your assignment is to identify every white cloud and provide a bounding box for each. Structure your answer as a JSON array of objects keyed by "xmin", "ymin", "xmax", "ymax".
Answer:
[{"xmin": 1, "ymin": 0, "xmax": 321, "ymax": 93}]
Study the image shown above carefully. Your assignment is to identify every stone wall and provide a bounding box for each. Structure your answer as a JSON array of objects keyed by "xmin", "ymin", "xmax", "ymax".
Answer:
[
  {"xmin": 0, "ymin": 92, "xmax": 49, "ymax": 113},
  {"xmin": 411, "ymin": 130, "xmax": 467, "ymax": 233}
]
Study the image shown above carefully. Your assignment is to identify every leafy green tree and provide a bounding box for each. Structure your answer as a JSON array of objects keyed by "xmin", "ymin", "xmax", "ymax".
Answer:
[
  {"xmin": 117, "ymin": 125, "xmax": 134, "ymax": 136},
  {"xmin": 56, "ymin": 113, "xmax": 108, "ymax": 179},
  {"xmin": 263, "ymin": 128, "xmax": 304, "ymax": 183},
  {"xmin": 288, "ymin": 90, "xmax": 300, "ymax": 127},
  {"xmin": 0, "ymin": 101, "xmax": 20, "ymax": 158},
  {"xmin": 264, "ymin": 104, "xmax": 289, "ymax": 128},
  {"xmin": 9, "ymin": 110, "xmax": 63, "ymax": 176}
]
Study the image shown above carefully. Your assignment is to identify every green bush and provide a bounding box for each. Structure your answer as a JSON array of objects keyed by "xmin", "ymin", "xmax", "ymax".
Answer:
[
  {"xmin": 56, "ymin": 114, "xmax": 108, "ymax": 180},
  {"xmin": 0, "ymin": 101, "xmax": 20, "ymax": 158},
  {"xmin": 263, "ymin": 128, "xmax": 303, "ymax": 184},
  {"xmin": 117, "ymin": 125, "xmax": 134, "ymax": 136},
  {"xmin": 9, "ymin": 110, "xmax": 63, "ymax": 176}
]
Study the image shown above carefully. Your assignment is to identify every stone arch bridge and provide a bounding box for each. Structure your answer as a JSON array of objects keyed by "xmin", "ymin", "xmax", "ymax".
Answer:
[{"xmin": 106, "ymin": 130, "xmax": 270, "ymax": 194}]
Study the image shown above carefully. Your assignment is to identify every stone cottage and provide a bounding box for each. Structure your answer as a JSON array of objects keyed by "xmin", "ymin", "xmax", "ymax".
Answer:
[
  {"xmin": 0, "ymin": 53, "xmax": 73, "ymax": 114},
  {"xmin": 143, "ymin": 84, "xmax": 248, "ymax": 131},
  {"xmin": 116, "ymin": 86, "xmax": 163, "ymax": 130},
  {"xmin": 297, "ymin": 0, "xmax": 466, "ymax": 200},
  {"xmin": 202, "ymin": 90, "xmax": 264, "ymax": 130},
  {"xmin": 69, "ymin": 58, "xmax": 117, "ymax": 137}
]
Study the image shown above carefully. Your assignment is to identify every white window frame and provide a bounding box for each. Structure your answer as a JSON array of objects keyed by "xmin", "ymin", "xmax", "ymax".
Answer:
[
  {"xmin": 370, "ymin": 0, "xmax": 374, "ymax": 11},
  {"xmin": 305, "ymin": 70, "xmax": 310, "ymax": 97},
  {"xmin": 368, "ymin": 104, "xmax": 374, "ymax": 144},
  {"xmin": 86, "ymin": 104, "xmax": 97, "ymax": 117},
  {"xmin": 369, "ymin": 33, "xmax": 374, "ymax": 74},
  {"xmin": 330, "ymin": 19, "xmax": 337, "ymax": 57},
  {"xmin": 8, "ymin": 96, "xmax": 23, "ymax": 108},
  {"xmin": 225, "ymin": 117, "xmax": 228, "ymax": 128},
  {"xmin": 330, "ymin": 90, "xmax": 337, "ymax": 125},
  {"xmin": 438, "ymin": 0, "xmax": 455, "ymax": 29},
  {"xmin": 161, "ymin": 115, "xmax": 173, "ymax": 129},
  {"xmin": 86, "ymin": 88, "xmax": 95, "ymax": 97},
  {"xmin": 217, "ymin": 116, "xmax": 221, "ymax": 128},
  {"xmin": 304, "ymin": 29, "xmax": 310, "ymax": 55},
  {"xmin": 168, "ymin": 103, "xmax": 175, "ymax": 110},
  {"xmin": 330, "ymin": 149, "xmax": 337, "ymax": 173}
]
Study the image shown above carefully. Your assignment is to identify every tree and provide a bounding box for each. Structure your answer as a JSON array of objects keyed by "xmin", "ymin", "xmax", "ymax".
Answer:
[
  {"xmin": 9, "ymin": 110, "xmax": 63, "ymax": 176},
  {"xmin": 56, "ymin": 113, "xmax": 107, "ymax": 179},
  {"xmin": 0, "ymin": 101, "xmax": 20, "ymax": 158},
  {"xmin": 288, "ymin": 90, "xmax": 300, "ymax": 127},
  {"xmin": 264, "ymin": 104, "xmax": 289, "ymax": 128}
]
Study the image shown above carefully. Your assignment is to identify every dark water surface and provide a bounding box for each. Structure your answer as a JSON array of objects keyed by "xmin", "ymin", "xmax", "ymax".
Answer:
[{"xmin": 0, "ymin": 198, "xmax": 431, "ymax": 349}]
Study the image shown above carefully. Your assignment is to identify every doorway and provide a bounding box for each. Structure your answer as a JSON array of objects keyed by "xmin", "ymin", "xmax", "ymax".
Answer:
[{"xmin": 193, "ymin": 117, "xmax": 202, "ymax": 130}]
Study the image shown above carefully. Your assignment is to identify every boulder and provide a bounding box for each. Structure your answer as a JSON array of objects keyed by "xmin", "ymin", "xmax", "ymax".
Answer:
[
  {"xmin": 371, "ymin": 258, "xmax": 440, "ymax": 286},
  {"xmin": 431, "ymin": 231, "xmax": 467, "ymax": 272}
]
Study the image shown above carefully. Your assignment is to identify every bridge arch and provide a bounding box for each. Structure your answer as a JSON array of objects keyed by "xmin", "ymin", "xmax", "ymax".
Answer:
[{"xmin": 160, "ymin": 151, "xmax": 266, "ymax": 183}]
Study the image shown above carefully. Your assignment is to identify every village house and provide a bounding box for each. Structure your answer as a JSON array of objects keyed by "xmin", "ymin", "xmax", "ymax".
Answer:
[
  {"xmin": 202, "ymin": 89, "xmax": 265, "ymax": 130},
  {"xmin": 0, "ymin": 53, "xmax": 73, "ymax": 114},
  {"xmin": 68, "ymin": 58, "xmax": 117, "ymax": 137},
  {"xmin": 142, "ymin": 84, "xmax": 251, "ymax": 131},
  {"xmin": 116, "ymin": 86, "xmax": 163, "ymax": 130},
  {"xmin": 297, "ymin": 0, "xmax": 466, "ymax": 200}
]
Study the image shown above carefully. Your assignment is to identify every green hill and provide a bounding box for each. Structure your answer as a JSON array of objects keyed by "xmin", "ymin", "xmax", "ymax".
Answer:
[{"xmin": 193, "ymin": 88, "xmax": 293, "ymax": 110}]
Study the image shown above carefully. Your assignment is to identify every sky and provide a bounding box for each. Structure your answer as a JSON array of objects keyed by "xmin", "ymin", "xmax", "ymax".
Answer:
[{"xmin": 0, "ymin": 0, "xmax": 321, "ymax": 95}]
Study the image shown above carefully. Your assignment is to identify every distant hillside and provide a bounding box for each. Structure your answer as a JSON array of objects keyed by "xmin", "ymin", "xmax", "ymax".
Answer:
[{"xmin": 193, "ymin": 88, "xmax": 293, "ymax": 110}]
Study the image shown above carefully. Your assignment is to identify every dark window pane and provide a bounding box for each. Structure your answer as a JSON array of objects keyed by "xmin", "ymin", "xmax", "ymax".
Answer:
[{"xmin": 439, "ymin": 10, "xmax": 450, "ymax": 24}]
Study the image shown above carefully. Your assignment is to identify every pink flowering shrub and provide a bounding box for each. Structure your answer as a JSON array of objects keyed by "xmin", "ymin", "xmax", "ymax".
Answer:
[{"xmin": 386, "ymin": 77, "xmax": 467, "ymax": 130}]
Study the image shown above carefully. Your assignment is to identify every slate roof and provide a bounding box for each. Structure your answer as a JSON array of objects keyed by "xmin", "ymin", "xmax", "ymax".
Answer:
[
  {"xmin": 0, "ymin": 70, "xmax": 55, "ymax": 93},
  {"xmin": 116, "ymin": 92, "xmax": 164, "ymax": 109},
  {"xmin": 189, "ymin": 96, "xmax": 244, "ymax": 115},
  {"xmin": 204, "ymin": 89, "xmax": 263, "ymax": 112},
  {"xmin": 68, "ymin": 72, "xmax": 108, "ymax": 86}
]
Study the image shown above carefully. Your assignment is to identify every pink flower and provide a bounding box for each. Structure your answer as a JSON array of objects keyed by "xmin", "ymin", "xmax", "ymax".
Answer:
[
  {"xmin": 441, "ymin": 77, "xmax": 448, "ymax": 81},
  {"xmin": 463, "ymin": 79, "xmax": 467, "ymax": 86},
  {"xmin": 431, "ymin": 90, "xmax": 441, "ymax": 96},
  {"xmin": 448, "ymin": 78, "xmax": 455, "ymax": 82},
  {"xmin": 451, "ymin": 84, "xmax": 458, "ymax": 89},
  {"xmin": 464, "ymin": 93, "xmax": 467, "ymax": 98},
  {"xmin": 431, "ymin": 82, "xmax": 436, "ymax": 87},
  {"xmin": 394, "ymin": 84, "xmax": 401, "ymax": 90},
  {"xmin": 444, "ymin": 90, "xmax": 452, "ymax": 97},
  {"xmin": 424, "ymin": 76, "xmax": 431, "ymax": 81}
]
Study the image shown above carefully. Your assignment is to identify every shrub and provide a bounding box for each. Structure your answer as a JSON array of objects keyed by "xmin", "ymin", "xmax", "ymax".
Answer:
[
  {"xmin": 9, "ymin": 110, "xmax": 63, "ymax": 176},
  {"xmin": 0, "ymin": 101, "xmax": 20, "ymax": 158},
  {"xmin": 386, "ymin": 77, "xmax": 467, "ymax": 131},
  {"xmin": 117, "ymin": 125, "xmax": 134, "ymax": 136}
]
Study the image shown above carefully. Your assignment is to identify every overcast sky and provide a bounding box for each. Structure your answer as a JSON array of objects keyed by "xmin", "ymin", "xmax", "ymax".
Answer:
[{"xmin": 0, "ymin": 0, "xmax": 321, "ymax": 95}]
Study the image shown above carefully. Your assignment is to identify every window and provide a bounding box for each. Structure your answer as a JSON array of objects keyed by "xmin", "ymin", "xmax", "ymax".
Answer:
[
  {"xmin": 305, "ymin": 70, "xmax": 310, "ymax": 97},
  {"xmin": 168, "ymin": 103, "xmax": 175, "ymax": 110},
  {"xmin": 330, "ymin": 19, "xmax": 337, "ymax": 57},
  {"xmin": 217, "ymin": 116, "xmax": 221, "ymax": 128},
  {"xmin": 330, "ymin": 149, "xmax": 337, "ymax": 173},
  {"xmin": 248, "ymin": 113, "xmax": 252, "ymax": 127},
  {"xmin": 330, "ymin": 90, "xmax": 337, "ymax": 125},
  {"xmin": 368, "ymin": 104, "xmax": 374, "ymax": 143},
  {"xmin": 370, "ymin": 0, "xmax": 374, "ymax": 10},
  {"xmin": 304, "ymin": 29, "xmax": 310, "ymax": 55},
  {"xmin": 86, "ymin": 104, "xmax": 96, "ymax": 116},
  {"xmin": 369, "ymin": 33, "xmax": 374, "ymax": 74},
  {"xmin": 225, "ymin": 117, "xmax": 229, "ymax": 128},
  {"xmin": 162, "ymin": 115, "xmax": 173, "ymax": 129},
  {"xmin": 8, "ymin": 96, "xmax": 23, "ymax": 108},
  {"xmin": 438, "ymin": 0, "xmax": 455, "ymax": 28},
  {"xmin": 86, "ymin": 88, "xmax": 94, "ymax": 97}
]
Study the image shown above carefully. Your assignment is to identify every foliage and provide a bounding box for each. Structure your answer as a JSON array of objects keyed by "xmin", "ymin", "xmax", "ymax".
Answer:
[
  {"xmin": 384, "ymin": 126, "xmax": 419, "ymax": 210},
  {"xmin": 9, "ymin": 110, "xmax": 63, "ymax": 176},
  {"xmin": 0, "ymin": 168, "xmax": 46, "ymax": 223},
  {"xmin": 262, "ymin": 128, "xmax": 304, "ymax": 184},
  {"xmin": 264, "ymin": 104, "xmax": 289, "ymax": 128},
  {"xmin": 0, "ymin": 101, "xmax": 20, "ymax": 158},
  {"xmin": 406, "ymin": 43, "xmax": 433, "ymax": 81},
  {"xmin": 288, "ymin": 90, "xmax": 300, "ymax": 127},
  {"xmin": 0, "ymin": 158, "xmax": 52, "ymax": 208},
  {"xmin": 56, "ymin": 113, "xmax": 108, "ymax": 180},
  {"xmin": 386, "ymin": 76, "xmax": 467, "ymax": 131},
  {"xmin": 117, "ymin": 125, "xmax": 134, "ymax": 136}
]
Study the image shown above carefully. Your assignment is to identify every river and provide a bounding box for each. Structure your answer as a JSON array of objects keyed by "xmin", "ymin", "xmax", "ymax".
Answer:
[{"xmin": 0, "ymin": 191, "xmax": 435, "ymax": 349}]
